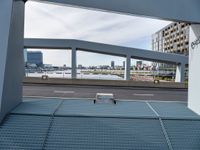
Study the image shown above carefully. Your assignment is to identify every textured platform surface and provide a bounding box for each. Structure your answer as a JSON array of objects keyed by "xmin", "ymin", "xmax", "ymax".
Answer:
[
  {"xmin": 149, "ymin": 102, "xmax": 200, "ymax": 119},
  {"xmin": 0, "ymin": 98, "xmax": 199, "ymax": 150},
  {"xmin": 55, "ymin": 100, "xmax": 156, "ymax": 118}
]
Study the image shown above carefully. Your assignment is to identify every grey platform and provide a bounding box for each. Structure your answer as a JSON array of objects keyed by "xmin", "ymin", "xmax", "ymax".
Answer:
[{"xmin": 0, "ymin": 98, "xmax": 200, "ymax": 150}]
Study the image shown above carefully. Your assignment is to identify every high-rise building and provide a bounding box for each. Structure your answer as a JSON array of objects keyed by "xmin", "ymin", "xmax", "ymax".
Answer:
[
  {"xmin": 24, "ymin": 49, "xmax": 27, "ymax": 63},
  {"xmin": 27, "ymin": 51, "xmax": 43, "ymax": 66},
  {"xmin": 78, "ymin": 64, "xmax": 83, "ymax": 69},
  {"xmin": 123, "ymin": 61, "xmax": 125, "ymax": 68},
  {"xmin": 152, "ymin": 22, "xmax": 190, "ymax": 55},
  {"xmin": 136, "ymin": 61, "xmax": 143, "ymax": 66},
  {"xmin": 152, "ymin": 22, "xmax": 190, "ymax": 68},
  {"xmin": 111, "ymin": 61, "xmax": 115, "ymax": 69}
]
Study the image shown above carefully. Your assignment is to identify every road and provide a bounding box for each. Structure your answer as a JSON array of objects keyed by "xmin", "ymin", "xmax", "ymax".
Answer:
[{"xmin": 23, "ymin": 84, "xmax": 188, "ymax": 102}]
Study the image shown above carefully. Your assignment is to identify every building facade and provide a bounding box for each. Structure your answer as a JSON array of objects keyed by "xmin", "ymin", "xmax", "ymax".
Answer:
[
  {"xmin": 111, "ymin": 61, "xmax": 115, "ymax": 69},
  {"xmin": 24, "ymin": 49, "xmax": 27, "ymax": 64},
  {"xmin": 123, "ymin": 61, "xmax": 125, "ymax": 69},
  {"xmin": 27, "ymin": 51, "xmax": 43, "ymax": 66},
  {"xmin": 152, "ymin": 22, "xmax": 190, "ymax": 68}
]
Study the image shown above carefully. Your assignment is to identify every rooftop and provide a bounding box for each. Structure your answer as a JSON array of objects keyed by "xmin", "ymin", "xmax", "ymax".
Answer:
[{"xmin": 0, "ymin": 98, "xmax": 200, "ymax": 150}]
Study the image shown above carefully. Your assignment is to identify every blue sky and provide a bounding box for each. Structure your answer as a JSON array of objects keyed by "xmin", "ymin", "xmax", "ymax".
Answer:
[{"xmin": 25, "ymin": 1, "xmax": 171, "ymax": 67}]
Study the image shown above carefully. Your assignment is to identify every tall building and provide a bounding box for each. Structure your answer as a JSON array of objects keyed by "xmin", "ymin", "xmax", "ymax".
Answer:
[
  {"xmin": 24, "ymin": 49, "xmax": 27, "ymax": 63},
  {"xmin": 78, "ymin": 64, "xmax": 83, "ymax": 69},
  {"xmin": 136, "ymin": 61, "xmax": 143, "ymax": 66},
  {"xmin": 27, "ymin": 51, "xmax": 43, "ymax": 66},
  {"xmin": 111, "ymin": 61, "xmax": 115, "ymax": 69},
  {"xmin": 123, "ymin": 61, "xmax": 125, "ymax": 68},
  {"xmin": 152, "ymin": 22, "xmax": 190, "ymax": 68}
]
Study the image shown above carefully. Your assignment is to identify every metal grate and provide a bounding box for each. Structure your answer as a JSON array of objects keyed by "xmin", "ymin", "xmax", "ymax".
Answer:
[
  {"xmin": 149, "ymin": 102, "xmax": 200, "ymax": 119},
  {"xmin": 1, "ymin": 98, "xmax": 200, "ymax": 150},
  {"xmin": 163, "ymin": 120, "xmax": 200, "ymax": 150},
  {"xmin": 11, "ymin": 99, "xmax": 62, "ymax": 115},
  {"xmin": 55, "ymin": 100, "xmax": 156, "ymax": 118},
  {"xmin": 0, "ymin": 115, "xmax": 51, "ymax": 150},
  {"xmin": 44, "ymin": 117, "xmax": 169, "ymax": 150}
]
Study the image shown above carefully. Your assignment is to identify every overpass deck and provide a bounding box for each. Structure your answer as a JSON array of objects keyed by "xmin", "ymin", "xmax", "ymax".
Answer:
[{"xmin": 0, "ymin": 98, "xmax": 200, "ymax": 150}]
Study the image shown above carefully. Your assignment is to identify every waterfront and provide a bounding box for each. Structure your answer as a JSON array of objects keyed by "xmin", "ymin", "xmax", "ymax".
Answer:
[
  {"xmin": 26, "ymin": 70, "xmax": 123, "ymax": 80},
  {"xmin": 25, "ymin": 69, "xmax": 179, "ymax": 81}
]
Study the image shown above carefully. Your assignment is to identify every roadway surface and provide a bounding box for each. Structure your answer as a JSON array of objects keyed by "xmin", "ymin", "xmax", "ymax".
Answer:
[{"xmin": 23, "ymin": 84, "xmax": 188, "ymax": 102}]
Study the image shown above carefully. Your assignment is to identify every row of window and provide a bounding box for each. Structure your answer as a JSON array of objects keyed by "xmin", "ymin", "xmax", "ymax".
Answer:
[
  {"xmin": 165, "ymin": 48, "xmax": 189, "ymax": 55},
  {"xmin": 163, "ymin": 22, "xmax": 189, "ymax": 33},
  {"xmin": 164, "ymin": 40, "xmax": 189, "ymax": 46}
]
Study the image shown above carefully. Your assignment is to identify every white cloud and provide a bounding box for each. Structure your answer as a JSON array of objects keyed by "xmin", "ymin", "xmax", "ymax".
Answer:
[{"xmin": 25, "ymin": 1, "xmax": 171, "ymax": 66}]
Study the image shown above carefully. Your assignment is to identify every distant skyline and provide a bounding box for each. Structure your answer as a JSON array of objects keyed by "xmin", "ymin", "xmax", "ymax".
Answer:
[{"xmin": 25, "ymin": 1, "xmax": 171, "ymax": 66}]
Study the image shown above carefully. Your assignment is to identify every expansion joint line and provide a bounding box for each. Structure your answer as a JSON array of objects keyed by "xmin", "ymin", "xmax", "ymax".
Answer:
[
  {"xmin": 146, "ymin": 101, "xmax": 173, "ymax": 150},
  {"xmin": 42, "ymin": 100, "xmax": 64, "ymax": 150}
]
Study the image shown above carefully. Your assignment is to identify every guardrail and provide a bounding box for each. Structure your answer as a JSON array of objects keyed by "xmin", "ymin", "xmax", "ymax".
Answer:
[{"xmin": 23, "ymin": 77, "xmax": 187, "ymax": 89}]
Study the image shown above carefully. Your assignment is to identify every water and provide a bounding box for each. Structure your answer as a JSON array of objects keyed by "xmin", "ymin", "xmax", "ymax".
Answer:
[{"xmin": 26, "ymin": 70, "xmax": 123, "ymax": 80}]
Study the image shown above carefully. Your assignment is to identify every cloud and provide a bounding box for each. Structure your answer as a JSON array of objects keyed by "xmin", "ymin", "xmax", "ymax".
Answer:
[{"xmin": 25, "ymin": 1, "xmax": 171, "ymax": 66}]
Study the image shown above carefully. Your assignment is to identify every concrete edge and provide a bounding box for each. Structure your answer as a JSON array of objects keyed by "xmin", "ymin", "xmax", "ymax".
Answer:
[{"xmin": 23, "ymin": 77, "xmax": 188, "ymax": 89}]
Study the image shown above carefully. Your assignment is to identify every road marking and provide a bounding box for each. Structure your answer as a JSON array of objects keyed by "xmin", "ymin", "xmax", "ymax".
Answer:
[
  {"xmin": 23, "ymin": 96, "xmax": 93, "ymax": 100},
  {"xmin": 54, "ymin": 90, "xmax": 75, "ymax": 94},
  {"xmin": 133, "ymin": 93, "xmax": 154, "ymax": 97},
  {"xmin": 117, "ymin": 99, "xmax": 186, "ymax": 103},
  {"xmin": 145, "ymin": 101, "xmax": 159, "ymax": 117}
]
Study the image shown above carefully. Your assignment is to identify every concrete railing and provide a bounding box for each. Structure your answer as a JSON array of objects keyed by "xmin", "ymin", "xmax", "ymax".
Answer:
[{"xmin": 23, "ymin": 77, "xmax": 187, "ymax": 89}]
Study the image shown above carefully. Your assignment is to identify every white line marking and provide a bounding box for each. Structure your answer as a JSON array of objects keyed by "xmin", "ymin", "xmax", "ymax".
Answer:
[
  {"xmin": 54, "ymin": 90, "xmax": 75, "ymax": 94},
  {"xmin": 145, "ymin": 101, "xmax": 174, "ymax": 150},
  {"xmin": 117, "ymin": 99, "xmax": 186, "ymax": 103},
  {"xmin": 145, "ymin": 101, "xmax": 160, "ymax": 117},
  {"xmin": 23, "ymin": 96, "xmax": 93, "ymax": 100},
  {"xmin": 133, "ymin": 93, "xmax": 154, "ymax": 97}
]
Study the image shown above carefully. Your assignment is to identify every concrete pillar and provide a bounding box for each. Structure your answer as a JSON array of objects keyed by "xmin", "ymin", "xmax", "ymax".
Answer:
[
  {"xmin": 124, "ymin": 55, "xmax": 131, "ymax": 80},
  {"xmin": 71, "ymin": 47, "xmax": 77, "ymax": 79},
  {"xmin": 0, "ymin": 0, "xmax": 25, "ymax": 122},
  {"xmin": 188, "ymin": 24, "xmax": 200, "ymax": 115},
  {"xmin": 175, "ymin": 64, "xmax": 185, "ymax": 83}
]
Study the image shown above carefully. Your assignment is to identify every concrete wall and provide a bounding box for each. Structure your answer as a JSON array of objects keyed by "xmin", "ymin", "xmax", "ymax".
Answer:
[
  {"xmin": 188, "ymin": 25, "xmax": 200, "ymax": 115},
  {"xmin": 0, "ymin": 0, "xmax": 25, "ymax": 123},
  {"xmin": 38, "ymin": 0, "xmax": 200, "ymax": 24}
]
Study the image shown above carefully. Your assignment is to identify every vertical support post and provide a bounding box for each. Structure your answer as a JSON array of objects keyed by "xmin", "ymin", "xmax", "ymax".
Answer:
[
  {"xmin": 71, "ymin": 47, "xmax": 77, "ymax": 79},
  {"xmin": 188, "ymin": 24, "xmax": 200, "ymax": 115},
  {"xmin": 175, "ymin": 63, "xmax": 185, "ymax": 83},
  {"xmin": 0, "ymin": 0, "xmax": 25, "ymax": 122},
  {"xmin": 124, "ymin": 55, "xmax": 131, "ymax": 80}
]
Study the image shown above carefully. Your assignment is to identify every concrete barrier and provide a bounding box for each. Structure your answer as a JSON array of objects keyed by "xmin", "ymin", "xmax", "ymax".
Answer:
[{"xmin": 23, "ymin": 77, "xmax": 187, "ymax": 89}]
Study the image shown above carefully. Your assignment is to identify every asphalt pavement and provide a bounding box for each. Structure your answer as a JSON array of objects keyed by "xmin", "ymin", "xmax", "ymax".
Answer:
[{"xmin": 23, "ymin": 84, "xmax": 188, "ymax": 102}]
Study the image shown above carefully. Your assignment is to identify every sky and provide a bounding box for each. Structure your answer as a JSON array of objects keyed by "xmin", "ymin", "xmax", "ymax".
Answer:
[{"xmin": 25, "ymin": 1, "xmax": 171, "ymax": 67}]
